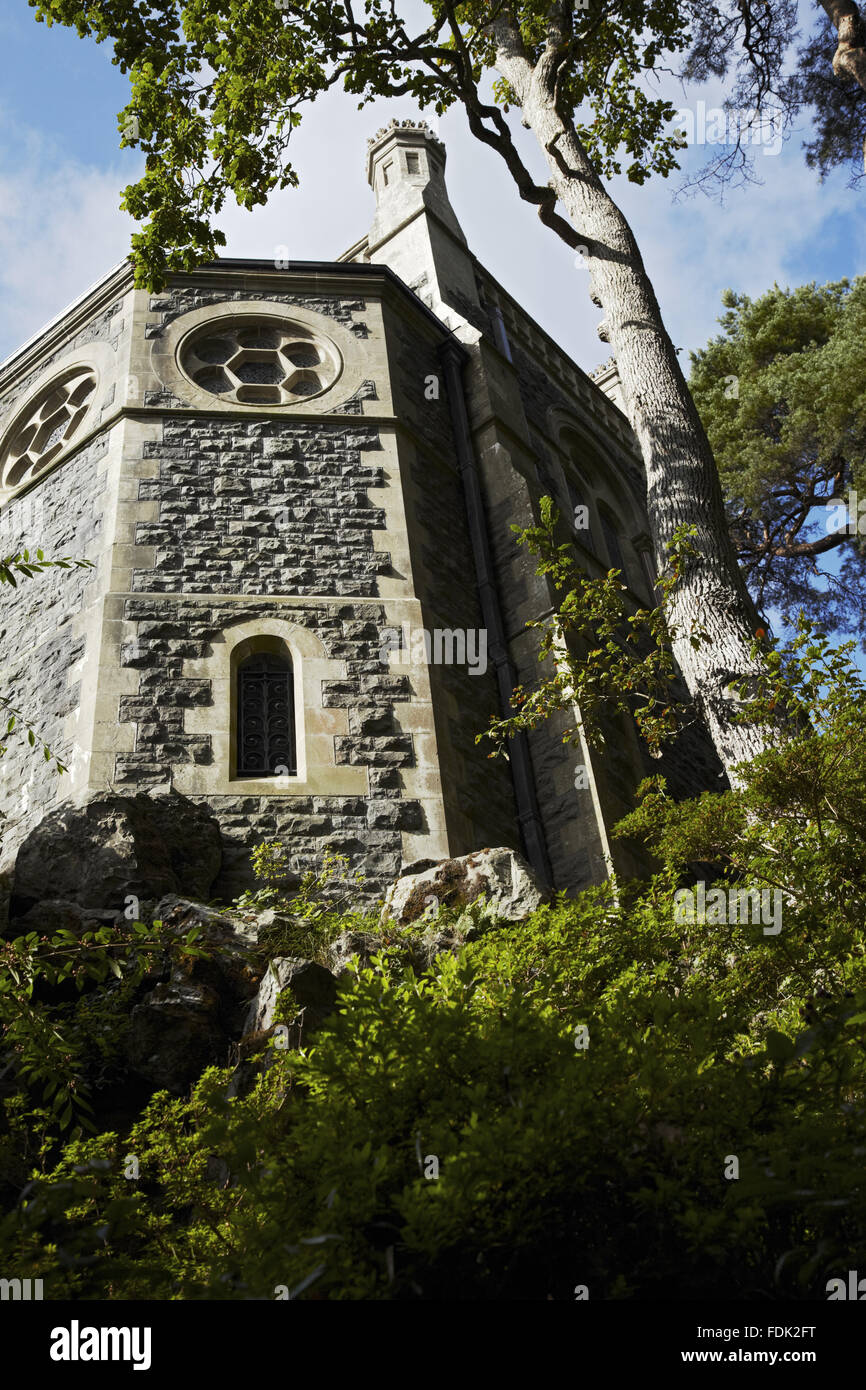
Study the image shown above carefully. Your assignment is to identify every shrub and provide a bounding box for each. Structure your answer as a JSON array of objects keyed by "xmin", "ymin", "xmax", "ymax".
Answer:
[{"xmin": 2, "ymin": 619, "xmax": 865, "ymax": 1299}]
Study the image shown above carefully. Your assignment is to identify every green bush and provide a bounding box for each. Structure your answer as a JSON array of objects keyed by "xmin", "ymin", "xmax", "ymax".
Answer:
[
  {"xmin": 0, "ymin": 915, "xmax": 214, "ymax": 1194},
  {"xmin": 3, "ymin": 868, "xmax": 864, "ymax": 1299},
  {"xmin": 228, "ymin": 846, "xmax": 375, "ymax": 964},
  {"xmin": 2, "ymin": 618, "xmax": 865, "ymax": 1299}
]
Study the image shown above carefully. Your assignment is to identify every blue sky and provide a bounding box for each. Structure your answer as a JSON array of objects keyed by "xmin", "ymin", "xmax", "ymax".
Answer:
[
  {"xmin": 1, "ymin": 4, "xmax": 864, "ymax": 376},
  {"xmin": 1, "ymin": 4, "xmax": 864, "ymax": 661}
]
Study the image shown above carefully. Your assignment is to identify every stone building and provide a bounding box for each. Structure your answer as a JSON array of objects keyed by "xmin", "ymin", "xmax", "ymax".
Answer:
[{"xmin": 0, "ymin": 120, "xmax": 721, "ymax": 902}]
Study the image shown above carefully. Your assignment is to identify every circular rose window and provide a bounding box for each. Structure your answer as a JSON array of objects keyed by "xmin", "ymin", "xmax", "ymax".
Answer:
[
  {"xmin": 0, "ymin": 368, "xmax": 97, "ymax": 494},
  {"xmin": 180, "ymin": 319, "xmax": 341, "ymax": 404}
]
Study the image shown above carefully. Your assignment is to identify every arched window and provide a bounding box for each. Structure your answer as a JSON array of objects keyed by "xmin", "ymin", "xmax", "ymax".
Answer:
[
  {"xmin": 237, "ymin": 650, "xmax": 297, "ymax": 776},
  {"xmin": 599, "ymin": 508, "xmax": 626, "ymax": 575},
  {"xmin": 566, "ymin": 479, "xmax": 596, "ymax": 555},
  {"xmin": 637, "ymin": 544, "xmax": 657, "ymax": 598}
]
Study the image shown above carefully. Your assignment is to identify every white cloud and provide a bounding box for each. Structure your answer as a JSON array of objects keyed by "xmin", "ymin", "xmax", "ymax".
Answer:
[
  {"xmin": 0, "ymin": 161, "xmax": 135, "ymax": 361},
  {"xmin": 613, "ymin": 151, "xmax": 866, "ymax": 363},
  {"xmin": 0, "ymin": 84, "xmax": 863, "ymax": 377},
  {"xmin": 0, "ymin": 124, "xmax": 139, "ymax": 361},
  {"xmin": 0, "ymin": 86, "xmax": 609, "ymax": 370}
]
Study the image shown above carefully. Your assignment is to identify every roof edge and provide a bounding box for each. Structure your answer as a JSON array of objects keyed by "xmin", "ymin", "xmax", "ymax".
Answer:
[{"xmin": 0, "ymin": 259, "xmax": 132, "ymax": 382}]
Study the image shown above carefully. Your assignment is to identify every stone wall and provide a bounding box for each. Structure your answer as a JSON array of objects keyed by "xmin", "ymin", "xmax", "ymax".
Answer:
[
  {"xmin": 405, "ymin": 445, "xmax": 520, "ymax": 856},
  {"xmin": 147, "ymin": 287, "xmax": 371, "ymax": 337},
  {"xmin": 115, "ymin": 594, "xmax": 419, "ymax": 898},
  {"xmin": 474, "ymin": 273, "xmax": 728, "ymax": 820},
  {"xmin": 112, "ymin": 279, "xmax": 527, "ymax": 890},
  {"xmin": 0, "ymin": 435, "xmax": 108, "ymax": 846},
  {"xmin": 383, "ymin": 298, "xmax": 522, "ymax": 856},
  {"xmin": 0, "ymin": 244, "xmax": 725, "ymax": 906},
  {"xmin": 131, "ymin": 416, "xmax": 388, "ymax": 597},
  {"xmin": 0, "ymin": 297, "xmax": 126, "ymax": 419}
]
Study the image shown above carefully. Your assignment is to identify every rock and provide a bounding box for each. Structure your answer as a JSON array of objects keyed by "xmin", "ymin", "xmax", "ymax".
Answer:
[
  {"xmin": 6, "ymin": 900, "xmax": 123, "ymax": 945},
  {"xmin": 243, "ymin": 906, "xmax": 310, "ymax": 945},
  {"xmin": 228, "ymin": 956, "xmax": 339, "ymax": 1098},
  {"xmin": 328, "ymin": 918, "xmax": 488, "ymax": 980},
  {"xmin": 125, "ymin": 896, "xmax": 263, "ymax": 1093},
  {"xmin": 242, "ymin": 956, "xmax": 337, "ymax": 1037},
  {"xmin": 8, "ymin": 899, "xmax": 121, "ymax": 936},
  {"xmin": 0, "ymin": 869, "xmax": 11, "ymax": 935},
  {"xmin": 11, "ymin": 792, "xmax": 222, "ymax": 917},
  {"xmin": 397, "ymin": 858, "xmax": 439, "ymax": 878},
  {"xmin": 153, "ymin": 895, "xmax": 258, "ymax": 950},
  {"xmin": 328, "ymin": 928, "xmax": 382, "ymax": 977},
  {"xmin": 381, "ymin": 846, "xmax": 548, "ymax": 926},
  {"xmin": 151, "ymin": 895, "xmax": 262, "ymax": 1005},
  {"xmin": 127, "ymin": 979, "xmax": 227, "ymax": 1093}
]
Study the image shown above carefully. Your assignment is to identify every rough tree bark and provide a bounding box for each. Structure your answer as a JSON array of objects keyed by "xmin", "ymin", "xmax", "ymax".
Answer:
[
  {"xmin": 491, "ymin": 18, "xmax": 776, "ymax": 781},
  {"xmin": 820, "ymin": 0, "xmax": 866, "ymax": 90}
]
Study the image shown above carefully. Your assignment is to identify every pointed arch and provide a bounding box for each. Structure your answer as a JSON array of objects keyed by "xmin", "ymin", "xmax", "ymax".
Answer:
[{"xmin": 547, "ymin": 407, "xmax": 650, "ymax": 594}]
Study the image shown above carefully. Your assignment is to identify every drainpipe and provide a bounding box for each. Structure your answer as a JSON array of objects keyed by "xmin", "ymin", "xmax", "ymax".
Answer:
[{"xmin": 438, "ymin": 338, "xmax": 552, "ymax": 886}]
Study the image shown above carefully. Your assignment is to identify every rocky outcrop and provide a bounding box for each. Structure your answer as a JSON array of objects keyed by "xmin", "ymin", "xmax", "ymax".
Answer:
[
  {"xmin": 10, "ymin": 899, "xmax": 122, "ymax": 936},
  {"xmin": 153, "ymin": 895, "xmax": 260, "ymax": 993},
  {"xmin": 243, "ymin": 957, "xmax": 337, "ymax": 1040},
  {"xmin": 10, "ymin": 792, "xmax": 222, "ymax": 919},
  {"xmin": 327, "ymin": 923, "xmax": 473, "ymax": 977},
  {"xmin": 227, "ymin": 956, "xmax": 339, "ymax": 1098},
  {"xmin": 328, "ymin": 928, "xmax": 383, "ymax": 977},
  {"xmin": 126, "ymin": 978, "xmax": 229, "ymax": 1093},
  {"xmin": 125, "ymin": 896, "xmax": 262, "ymax": 1093},
  {"xmin": 5, "ymin": 796, "xmax": 547, "ymax": 1107},
  {"xmin": 381, "ymin": 847, "xmax": 548, "ymax": 927}
]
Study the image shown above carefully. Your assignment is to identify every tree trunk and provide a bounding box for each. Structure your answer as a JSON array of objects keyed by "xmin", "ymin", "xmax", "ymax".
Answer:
[
  {"xmin": 492, "ymin": 30, "xmax": 777, "ymax": 782},
  {"xmin": 821, "ymin": 1, "xmax": 866, "ymax": 92}
]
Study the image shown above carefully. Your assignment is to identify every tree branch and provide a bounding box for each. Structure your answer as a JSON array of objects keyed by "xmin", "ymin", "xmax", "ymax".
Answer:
[{"xmin": 432, "ymin": 2, "xmax": 583, "ymax": 250}]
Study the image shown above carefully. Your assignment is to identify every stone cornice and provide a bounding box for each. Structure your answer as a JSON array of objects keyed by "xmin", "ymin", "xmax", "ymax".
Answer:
[
  {"xmin": 0, "ymin": 258, "xmax": 456, "ymax": 404},
  {"xmin": 153, "ymin": 258, "xmax": 457, "ymax": 342}
]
